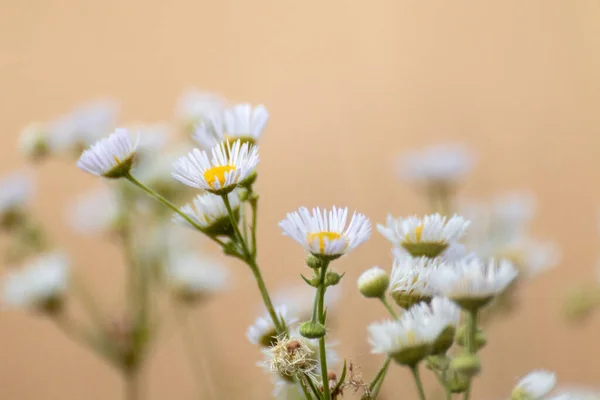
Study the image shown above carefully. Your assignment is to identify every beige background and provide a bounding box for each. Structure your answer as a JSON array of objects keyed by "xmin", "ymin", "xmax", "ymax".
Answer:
[{"xmin": 1, "ymin": 0, "xmax": 600, "ymax": 398}]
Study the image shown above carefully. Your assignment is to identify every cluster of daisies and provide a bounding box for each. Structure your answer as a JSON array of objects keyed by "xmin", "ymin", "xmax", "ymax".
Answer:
[{"xmin": 0, "ymin": 90, "xmax": 595, "ymax": 400}]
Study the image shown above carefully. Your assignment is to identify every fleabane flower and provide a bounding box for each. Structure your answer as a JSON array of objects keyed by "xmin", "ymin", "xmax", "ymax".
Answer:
[
  {"xmin": 511, "ymin": 370, "xmax": 557, "ymax": 400},
  {"xmin": 247, "ymin": 306, "xmax": 297, "ymax": 347},
  {"xmin": 176, "ymin": 89, "xmax": 226, "ymax": 133},
  {"xmin": 166, "ymin": 253, "xmax": 228, "ymax": 304},
  {"xmin": 0, "ymin": 171, "xmax": 34, "ymax": 229},
  {"xmin": 172, "ymin": 139, "xmax": 259, "ymax": 195},
  {"xmin": 368, "ymin": 300, "xmax": 448, "ymax": 366},
  {"xmin": 279, "ymin": 206, "xmax": 371, "ymax": 260},
  {"xmin": 19, "ymin": 122, "xmax": 50, "ymax": 161},
  {"xmin": 430, "ymin": 257, "xmax": 518, "ymax": 311},
  {"xmin": 193, "ymin": 103, "xmax": 269, "ymax": 148},
  {"xmin": 264, "ymin": 336, "xmax": 319, "ymax": 379},
  {"xmin": 400, "ymin": 143, "xmax": 475, "ymax": 185},
  {"xmin": 378, "ymin": 213, "xmax": 470, "ymax": 258},
  {"xmin": 389, "ymin": 255, "xmax": 441, "ymax": 309},
  {"xmin": 425, "ymin": 297, "xmax": 461, "ymax": 354},
  {"xmin": 2, "ymin": 253, "xmax": 69, "ymax": 313},
  {"xmin": 77, "ymin": 128, "xmax": 138, "ymax": 178},
  {"xmin": 174, "ymin": 190, "xmax": 241, "ymax": 236},
  {"xmin": 68, "ymin": 185, "xmax": 120, "ymax": 235}
]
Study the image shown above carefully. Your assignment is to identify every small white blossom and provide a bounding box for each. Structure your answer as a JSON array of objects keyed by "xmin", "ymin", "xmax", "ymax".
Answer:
[
  {"xmin": 176, "ymin": 89, "xmax": 226, "ymax": 129},
  {"xmin": 389, "ymin": 255, "xmax": 441, "ymax": 303},
  {"xmin": 19, "ymin": 122, "xmax": 49, "ymax": 160},
  {"xmin": 512, "ymin": 370, "xmax": 556, "ymax": 399},
  {"xmin": 166, "ymin": 253, "xmax": 228, "ymax": 301},
  {"xmin": 247, "ymin": 306, "xmax": 297, "ymax": 347},
  {"xmin": 174, "ymin": 190, "xmax": 241, "ymax": 233},
  {"xmin": 3, "ymin": 253, "xmax": 69, "ymax": 311},
  {"xmin": 378, "ymin": 213, "xmax": 470, "ymax": 246},
  {"xmin": 0, "ymin": 171, "xmax": 34, "ymax": 217},
  {"xmin": 193, "ymin": 103, "xmax": 269, "ymax": 148},
  {"xmin": 77, "ymin": 128, "xmax": 138, "ymax": 178},
  {"xmin": 279, "ymin": 206, "xmax": 371, "ymax": 257},
  {"xmin": 68, "ymin": 185, "xmax": 120, "ymax": 235},
  {"xmin": 172, "ymin": 139, "xmax": 259, "ymax": 194},
  {"xmin": 400, "ymin": 143, "xmax": 475, "ymax": 184}
]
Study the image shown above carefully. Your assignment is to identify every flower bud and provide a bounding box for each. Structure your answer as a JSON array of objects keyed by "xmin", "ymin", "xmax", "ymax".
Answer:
[
  {"xmin": 299, "ymin": 321, "xmax": 326, "ymax": 339},
  {"xmin": 450, "ymin": 352, "xmax": 480, "ymax": 378},
  {"xmin": 448, "ymin": 371, "xmax": 470, "ymax": 393},
  {"xmin": 325, "ymin": 271, "xmax": 343, "ymax": 287},
  {"xmin": 306, "ymin": 254, "xmax": 324, "ymax": 269},
  {"xmin": 455, "ymin": 325, "xmax": 487, "ymax": 351},
  {"xmin": 357, "ymin": 267, "xmax": 389, "ymax": 298},
  {"xmin": 239, "ymin": 171, "xmax": 258, "ymax": 188}
]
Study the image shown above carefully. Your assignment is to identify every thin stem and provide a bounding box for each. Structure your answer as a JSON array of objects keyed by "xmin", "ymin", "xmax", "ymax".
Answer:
[
  {"xmin": 250, "ymin": 197, "xmax": 258, "ymax": 257},
  {"xmin": 298, "ymin": 376, "xmax": 314, "ymax": 400},
  {"xmin": 303, "ymin": 373, "xmax": 321, "ymax": 399},
  {"xmin": 410, "ymin": 365, "xmax": 427, "ymax": 400},
  {"xmin": 433, "ymin": 369, "xmax": 452, "ymax": 400},
  {"xmin": 124, "ymin": 173, "xmax": 225, "ymax": 247},
  {"xmin": 222, "ymin": 194, "xmax": 284, "ymax": 334},
  {"xmin": 379, "ymin": 296, "xmax": 399, "ymax": 319},
  {"xmin": 176, "ymin": 310, "xmax": 217, "ymax": 400},
  {"xmin": 124, "ymin": 371, "xmax": 139, "ymax": 400},
  {"xmin": 463, "ymin": 309, "xmax": 478, "ymax": 400},
  {"xmin": 71, "ymin": 271, "xmax": 105, "ymax": 330},
  {"xmin": 369, "ymin": 357, "xmax": 391, "ymax": 399},
  {"xmin": 317, "ymin": 262, "xmax": 331, "ymax": 400}
]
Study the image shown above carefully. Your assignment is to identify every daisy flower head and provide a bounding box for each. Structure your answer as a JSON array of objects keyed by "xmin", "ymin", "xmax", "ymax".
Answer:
[
  {"xmin": 68, "ymin": 185, "xmax": 120, "ymax": 235},
  {"xmin": 511, "ymin": 370, "xmax": 556, "ymax": 400},
  {"xmin": 279, "ymin": 206, "xmax": 371, "ymax": 260},
  {"xmin": 389, "ymin": 255, "xmax": 441, "ymax": 309},
  {"xmin": 174, "ymin": 190, "xmax": 241, "ymax": 236},
  {"xmin": 3, "ymin": 253, "xmax": 69, "ymax": 313},
  {"xmin": 193, "ymin": 103, "xmax": 269, "ymax": 149},
  {"xmin": 368, "ymin": 301, "xmax": 448, "ymax": 366},
  {"xmin": 0, "ymin": 171, "xmax": 34, "ymax": 229},
  {"xmin": 172, "ymin": 139, "xmax": 259, "ymax": 195},
  {"xmin": 19, "ymin": 122, "xmax": 50, "ymax": 161},
  {"xmin": 77, "ymin": 128, "xmax": 139, "ymax": 178},
  {"xmin": 166, "ymin": 252, "xmax": 228, "ymax": 304},
  {"xmin": 378, "ymin": 213, "xmax": 470, "ymax": 258},
  {"xmin": 400, "ymin": 143, "xmax": 475, "ymax": 185},
  {"xmin": 264, "ymin": 335, "xmax": 319, "ymax": 380},
  {"xmin": 429, "ymin": 257, "xmax": 518, "ymax": 311},
  {"xmin": 247, "ymin": 306, "xmax": 297, "ymax": 348},
  {"xmin": 424, "ymin": 296, "xmax": 461, "ymax": 354}
]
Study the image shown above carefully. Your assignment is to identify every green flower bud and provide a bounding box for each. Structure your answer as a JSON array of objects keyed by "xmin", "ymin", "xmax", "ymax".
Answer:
[
  {"xmin": 306, "ymin": 254, "xmax": 324, "ymax": 269},
  {"xmin": 401, "ymin": 242, "xmax": 448, "ymax": 258},
  {"xmin": 239, "ymin": 170, "xmax": 258, "ymax": 188},
  {"xmin": 299, "ymin": 321, "xmax": 326, "ymax": 339},
  {"xmin": 455, "ymin": 325, "xmax": 487, "ymax": 351},
  {"xmin": 357, "ymin": 267, "xmax": 389, "ymax": 298},
  {"xmin": 450, "ymin": 352, "xmax": 480, "ymax": 378},
  {"xmin": 391, "ymin": 344, "xmax": 431, "ymax": 367},
  {"xmin": 325, "ymin": 271, "xmax": 343, "ymax": 287},
  {"xmin": 448, "ymin": 371, "xmax": 470, "ymax": 393},
  {"xmin": 426, "ymin": 355, "xmax": 450, "ymax": 371}
]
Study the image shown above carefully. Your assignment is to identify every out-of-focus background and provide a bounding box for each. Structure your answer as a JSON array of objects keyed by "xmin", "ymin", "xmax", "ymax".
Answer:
[{"xmin": 2, "ymin": 0, "xmax": 600, "ymax": 398}]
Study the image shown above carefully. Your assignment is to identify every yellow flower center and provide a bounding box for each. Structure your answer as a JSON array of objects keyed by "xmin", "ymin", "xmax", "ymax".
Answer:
[
  {"xmin": 407, "ymin": 329, "xmax": 417, "ymax": 344},
  {"xmin": 203, "ymin": 165, "xmax": 236, "ymax": 188},
  {"xmin": 307, "ymin": 231, "xmax": 343, "ymax": 253},
  {"xmin": 405, "ymin": 224, "xmax": 424, "ymax": 242}
]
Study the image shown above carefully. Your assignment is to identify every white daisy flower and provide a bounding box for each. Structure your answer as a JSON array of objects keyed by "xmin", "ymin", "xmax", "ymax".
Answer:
[
  {"xmin": 388, "ymin": 255, "xmax": 441, "ymax": 308},
  {"xmin": 68, "ymin": 185, "xmax": 120, "ymax": 235},
  {"xmin": 77, "ymin": 128, "xmax": 139, "ymax": 178},
  {"xmin": 400, "ymin": 143, "xmax": 475, "ymax": 184},
  {"xmin": 176, "ymin": 89, "xmax": 226, "ymax": 131},
  {"xmin": 172, "ymin": 139, "xmax": 259, "ymax": 194},
  {"xmin": 2, "ymin": 253, "xmax": 69, "ymax": 312},
  {"xmin": 0, "ymin": 171, "xmax": 34, "ymax": 223},
  {"xmin": 166, "ymin": 252, "xmax": 228, "ymax": 303},
  {"xmin": 427, "ymin": 296, "xmax": 461, "ymax": 354},
  {"xmin": 247, "ymin": 306, "xmax": 297, "ymax": 347},
  {"xmin": 378, "ymin": 213, "xmax": 470, "ymax": 258},
  {"xmin": 193, "ymin": 103, "xmax": 269, "ymax": 148},
  {"xmin": 368, "ymin": 300, "xmax": 448, "ymax": 365},
  {"xmin": 19, "ymin": 122, "xmax": 49, "ymax": 161},
  {"xmin": 48, "ymin": 100, "xmax": 119, "ymax": 154},
  {"xmin": 174, "ymin": 190, "xmax": 241, "ymax": 235},
  {"xmin": 279, "ymin": 206, "xmax": 371, "ymax": 259},
  {"xmin": 430, "ymin": 258, "xmax": 518, "ymax": 310},
  {"xmin": 511, "ymin": 370, "xmax": 556, "ymax": 400}
]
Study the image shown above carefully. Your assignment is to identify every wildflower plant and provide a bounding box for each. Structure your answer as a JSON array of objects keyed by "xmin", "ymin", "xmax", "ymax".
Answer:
[{"xmin": 3, "ymin": 94, "xmax": 581, "ymax": 400}]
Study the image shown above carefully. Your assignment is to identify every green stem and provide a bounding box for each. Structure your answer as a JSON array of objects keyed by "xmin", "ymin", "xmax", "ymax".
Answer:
[
  {"xmin": 379, "ymin": 296, "xmax": 399, "ymax": 319},
  {"xmin": 221, "ymin": 194, "xmax": 284, "ymax": 334},
  {"xmin": 124, "ymin": 173, "xmax": 225, "ymax": 247},
  {"xmin": 303, "ymin": 373, "xmax": 321, "ymax": 399},
  {"xmin": 298, "ymin": 376, "xmax": 314, "ymax": 400},
  {"xmin": 369, "ymin": 357, "xmax": 391, "ymax": 399},
  {"xmin": 250, "ymin": 196, "xmax": 258, "ymax": 257},
  {"xmin": 71, "ymin": 272, "xmax": 105, "ymax": 330},
  {"xmin": 464, "ymin": 310, "xmax": 478, "ymax": 400},
  {"xmin": 176, "ymin": 310, "xmax": 217, "ymax": 400},
  {"xmin": 316, "ymin": 262, "xmax": 331, "ymax": 400},
  {"xmin": 433, "ymin": 369, "xmax": 452, "ymax": 400},
  {"xmin": 410, "ymin": 365, "xmax": 427, "ymax": 400}
]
